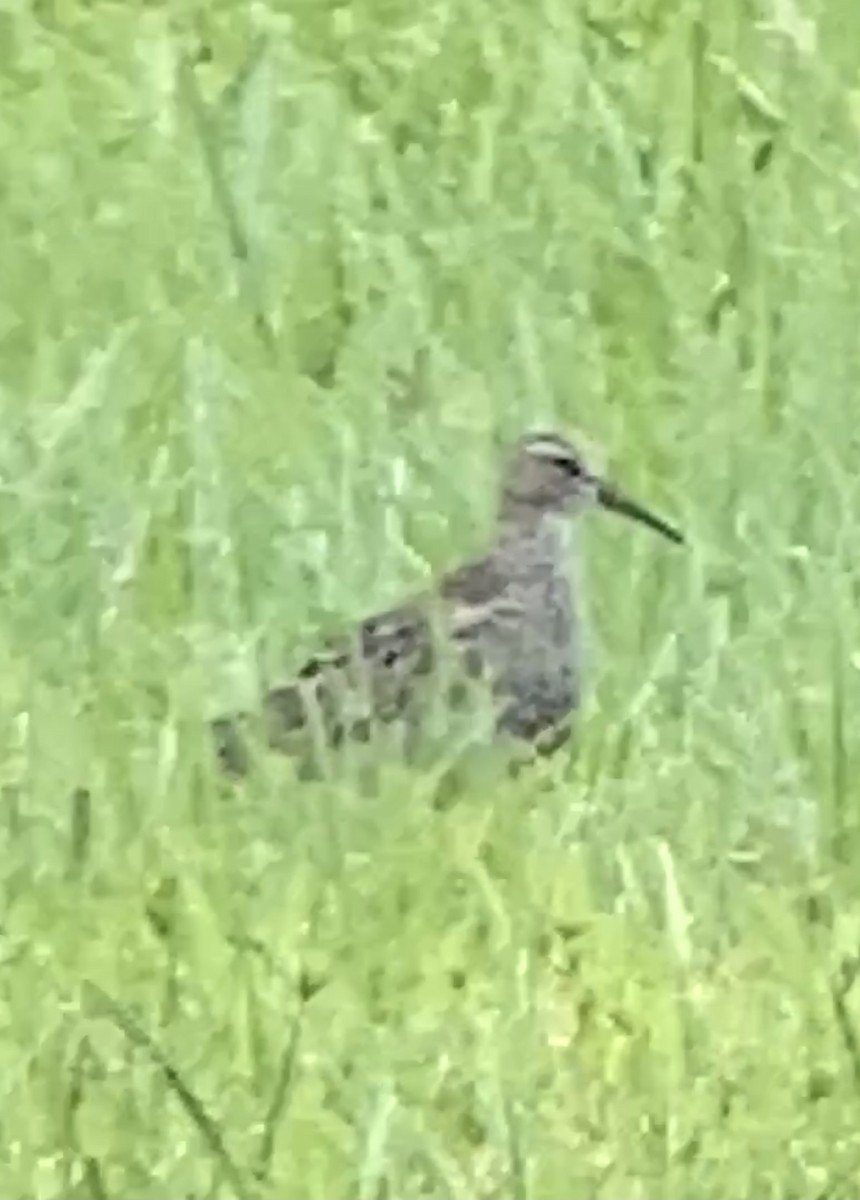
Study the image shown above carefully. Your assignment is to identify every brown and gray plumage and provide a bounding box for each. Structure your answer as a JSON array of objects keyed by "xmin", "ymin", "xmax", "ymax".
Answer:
[{"xmin": 213, "ymin": 431, "xmax": 684, "ymax": 776}]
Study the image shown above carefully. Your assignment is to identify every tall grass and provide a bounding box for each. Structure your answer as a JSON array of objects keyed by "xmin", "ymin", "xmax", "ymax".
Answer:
[{"xmin": 2, "ymin": 0, "xmax": 860, "ymax": 1195}]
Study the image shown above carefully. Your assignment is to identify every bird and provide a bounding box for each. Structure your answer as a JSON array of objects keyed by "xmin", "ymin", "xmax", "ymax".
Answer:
[{"xmin": 213, "ymin": 430, "xmax": 684, "ymax": 778}]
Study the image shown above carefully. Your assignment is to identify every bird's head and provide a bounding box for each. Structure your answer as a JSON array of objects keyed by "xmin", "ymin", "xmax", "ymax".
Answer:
[{"xmin": 500, "ymin": 430, "xmax": 684, "ymax": 544}]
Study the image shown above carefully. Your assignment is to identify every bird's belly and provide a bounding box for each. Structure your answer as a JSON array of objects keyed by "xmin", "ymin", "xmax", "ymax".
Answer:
[
  {"xmin": 493, "ymin": 656, "xmax": 578, "ymax": 739},
  {"xmin": 478, "ymin": 607, "xmax": 581, "ymax": 741}
]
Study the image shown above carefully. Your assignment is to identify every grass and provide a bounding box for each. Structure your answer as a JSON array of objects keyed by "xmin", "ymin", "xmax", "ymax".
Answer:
[{"xmin": 2, "ymin": 0, "xmax": 860, "ymax": 1194}]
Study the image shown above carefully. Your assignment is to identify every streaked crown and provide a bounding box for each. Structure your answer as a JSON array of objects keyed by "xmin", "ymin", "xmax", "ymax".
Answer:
[{"xmin": 500, "ymin": 430, "xmax": 599, "ymax": 515}]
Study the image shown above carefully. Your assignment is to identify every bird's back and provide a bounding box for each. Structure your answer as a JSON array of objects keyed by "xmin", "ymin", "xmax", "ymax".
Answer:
[{"xmin": 214, "ymin": 513, "xmax": 581, "ymax": 775}]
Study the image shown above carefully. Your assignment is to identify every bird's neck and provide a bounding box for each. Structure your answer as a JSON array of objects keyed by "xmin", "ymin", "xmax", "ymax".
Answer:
[{"xmin": 495, "ymin": 506, "xmax": 573, "ymax": 568}]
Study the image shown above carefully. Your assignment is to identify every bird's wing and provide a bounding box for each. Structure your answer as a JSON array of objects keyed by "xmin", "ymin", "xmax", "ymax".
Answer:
[
  {"xmin": 214, "ymin": 556, "xmax": 516, "ymax": 776},
  {"xmin": 213, "ymin": 595, "xmax": 439, "ymax": 775},
  {"xmin": 440, "ymin": 550, "xmax": 507, "ymax": 607},
  {"xmin": 261, "ymin": 598, "xmax": 435, "ymax": 743}
]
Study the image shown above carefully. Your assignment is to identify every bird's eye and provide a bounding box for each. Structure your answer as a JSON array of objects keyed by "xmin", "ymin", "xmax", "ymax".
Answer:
[{"xmin": 551, "ymin": 455, "xmax": 580, "ymax": 474}]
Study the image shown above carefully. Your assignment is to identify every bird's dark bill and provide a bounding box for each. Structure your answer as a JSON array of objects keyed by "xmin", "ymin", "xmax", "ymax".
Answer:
[{"xmin": 596, "ymin": 481, "xmax": 684, "ymax": 545}]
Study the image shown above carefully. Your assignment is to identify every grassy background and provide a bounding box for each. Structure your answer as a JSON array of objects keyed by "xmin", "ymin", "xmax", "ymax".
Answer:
[{"xmin": 2, "ymin": 0, "xmax": 860, "ymax": 1195}]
